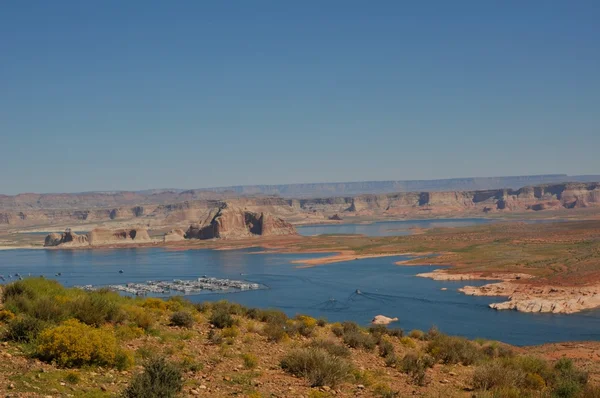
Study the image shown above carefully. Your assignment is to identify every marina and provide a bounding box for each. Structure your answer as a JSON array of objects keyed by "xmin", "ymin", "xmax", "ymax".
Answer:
[{"xmin": 76, "ymin": 276, "xmax": 265, "ymax": 296}]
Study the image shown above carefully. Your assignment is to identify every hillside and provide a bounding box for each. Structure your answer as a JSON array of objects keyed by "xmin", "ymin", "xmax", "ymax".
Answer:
[{"xmin": 1, "ymin": 279, "xmax": 599, "ymax": 397}]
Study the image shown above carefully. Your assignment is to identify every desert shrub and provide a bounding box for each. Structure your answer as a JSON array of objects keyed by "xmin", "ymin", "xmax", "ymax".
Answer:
[
  {"xmin": 294, "ymin": 315, "xmax": 317, "ymax": 337},
  {"xmin": 0, "ymin": 309, "xmax": 15, "ymax": 322},
  {"xmin": 426, "ymin": 334, "xmax": 481, "ymax": 365},
  {"xmin": 32, "ymin": 296, "xmax": 68, "ymax": 322},
  {"xmin": 207, "ymin": 329, "xmax": 223, "ymax": 345},
  {"xmin": 400, "ymin": 352, "xmax": 435, "ymax": 386},
  {"xmin": 122, "ymin": 357, "xmax": 183, "ymax": 398},
  {"xmin": 165, "ymin": 296, "xmax": 187, "ymax": 312},
  {"xmin": 554, "ymin": 358, "xmax": 588, "ymax": 386},
  {"xmin": 280, "ymin": 347, "xmax": 352, "ymax": 387},
  {"xmin": 4, "ymin": 315, "xmax": 46, "ymax": 342},
  {"xmin": 524, "ymin": 372, "xmax": 546, "ymax": 390},
  {"xmin": 194, "ymin": 302, "xmax": 212, "ymax": 313},
  {"xmin": 70, "ymin": 293, "xmax": 120, "ymax": 326},
  {"xmin": 123, "ymin": 305, "xmax": 154, "ymax": 331},
  {"xmin": 369, "ymin": 325, "xmax": 403, "ymax": 340},
  {"xmin": 308, "ymin": 340, "xmax": 351, "ymax": 358},
  {"xmin": 400, "ymin": 336, "xmax": 416, "ymax": 348},
  {"xmin": 170, "ymin": 311, "xmax": 194, "ymax": 328},
  {"xmin": 473, "ymin": 360, "xmax": 524, "ymax": 391},
  {"xmin": 552, "ymin": 379, "xmax": 583, "ymax": 398},
  {"xmin": 115, "ymin": 349, "xmax": 136, "ymax": 371},
  {"xmin": 115, "ymin": 324, "xmax": 145, "ymax": 341},
  {"xmin": 142, "ymin": 298, "xmax": 167, "ymax": 311},
  {"xmin": 378, "ymin": 339, "xmax": 395, "ymax": 358},
  {"xmin": 36, "ymin": 319, "xmax": 118, "ymax": 367},
  {"xmin": 317, "ymin": 317, "xmax": 327, "ymax": 327},
  {"xmin": 210, "ymin": 308, "xmax": 235, "ymax": 329},
  {"xmin": 263, "ymin": 321, "xmax": 288, "ymax": 342},
  {"xmin": 211, "ymin": 300, "xmax": 246, "ymax": 316},
  {"xmin": 64, "ymin": 371, "xmax": 80, "ymax": 384},
  {"xmin": 331, "ymin": 323, "xmax": 344, "ymax": 337},
  {"xmin": 409, "ymin": 329, "xmax": 425, "ymax": 340},
  {"xmin": 482, "ymin": 342, "xmax": 514, "ymax": 359},
  {"xmin": 343, "ymin": 330, "xmax": 376, "ymax": 350},
  {"xmin": 341, "ymin": 321, "xmax": 360, "ymax": 333},
  {"xmin": 424, "ymin": 326, "xmax": 441, "ymax": 340},
  {"xmin": 222, "ymin": 326, "xmax": 239, "ymax": 338},
  {"xmin": 250, "ymin": 308, "xmax": 287, "ymax": 323},
  {"xmin": 242, "ymin": 353, "xmax": 258, "ymax": 369},
  {"xmin": 373, "ymin": 384, "xmax": 400, "ymax": 398},
  {"xmin": 180, "ymin": 355, "xmax": 203, "ymax": 372}
]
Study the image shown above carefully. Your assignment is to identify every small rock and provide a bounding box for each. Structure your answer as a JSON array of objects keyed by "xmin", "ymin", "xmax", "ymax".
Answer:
[
  {"xmin": 199, "ymin": 385, "xmax": 207, "ymax": 389},
  {"xmin": 8, "ymin": 384, "xmax": 15, "ymax": 390},
  {"xmin": 190, "ymin": 389, "xmax": 200, "ymax": 396},
  {"xmin": 60, "ymin": 382, "xmax": 66, "ymax": 386},
  {"xmin": 440, "ymin": 379, "xmax": 449, "ymax": 384},
  {"xmin": 357, "ymin": 384, "xmax": 365, "ymax": 389},
  {"xmin": 100, "ymin": 385, "xmax": 108, "ymax": 392},
  {"xmin": 449, "ymin": 371, "xmax": 457, "ymax": 376},
  {"xmin": 322, "ymin": 386, "xmax": 331, "ymax": 392}
]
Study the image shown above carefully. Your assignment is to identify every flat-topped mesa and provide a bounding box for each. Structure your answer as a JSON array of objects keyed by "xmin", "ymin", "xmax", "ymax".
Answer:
[
  {"xmin": 44, "ymin": 230, "xmax": 89, "ymax": 247},
  {"xmin": 44, "ymin": 227, "xmax": 151, "ymax": 247},
  {"xmin": 185, "ymin": 203, "xmax": 297, "ymax": 240},
  {"xmin": 87, "ymin": 228, "xmax": 150, "ymax": 245}
]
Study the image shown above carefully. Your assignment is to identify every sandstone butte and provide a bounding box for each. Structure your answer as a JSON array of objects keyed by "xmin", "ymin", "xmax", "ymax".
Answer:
[
  {"xmin": 184, "ymin": 203, "xmax": 297, "ymax": 240},
  {"xmin": 417, "ymin": 270, "xmax": 600, "ymax": 314},
  {"xmin": 44, "ymin": 227, "xmax": 151, "ymax": 247}
]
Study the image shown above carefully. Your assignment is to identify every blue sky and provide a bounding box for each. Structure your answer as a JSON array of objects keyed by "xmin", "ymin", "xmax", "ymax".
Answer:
[{"xmin": 1, "ymin": 1, "xmax": 598, "ymax": 194}]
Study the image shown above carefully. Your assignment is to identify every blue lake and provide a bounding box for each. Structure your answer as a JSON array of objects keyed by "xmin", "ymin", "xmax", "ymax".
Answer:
[{"xmin": 1, "ymin": 247, "xmax": 599, "ymax": 346}]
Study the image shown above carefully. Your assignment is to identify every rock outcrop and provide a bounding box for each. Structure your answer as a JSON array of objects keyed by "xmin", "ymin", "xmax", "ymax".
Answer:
[
  {"xmin": 459, "ymin": 282, "xmax": 600, "ymax": 314},
  {"xmin": 87, "ymin": 228, "xmax": 151, "ymax": 245},
  {"xmin": 44, "ymin": 227, "xmax": 151, "ymax": 247},
  {"xmin": 185, "ymin": 203, "xmax": 297, "ymax": 240},
  {"xmin": 44, "ymin": 230, "xmax": 89, "ymax": 247},
  {"xmin": 371, "ymin": 315, "xmax": 399, "ymax": 325},
  {"xmin": 163, "ymin": 229, "xmax": 185, "ymax": 242}
]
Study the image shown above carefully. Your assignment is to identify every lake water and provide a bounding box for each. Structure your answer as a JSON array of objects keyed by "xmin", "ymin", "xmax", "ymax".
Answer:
[{"xmin": 1, "ymin": 247, "xmax": 599, "ymax": 346}]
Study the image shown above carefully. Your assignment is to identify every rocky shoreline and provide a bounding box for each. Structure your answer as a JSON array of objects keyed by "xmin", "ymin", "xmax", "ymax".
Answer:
[{"xmin": 417, "ymin": 270, "xmax": 600, "ymax": 314}]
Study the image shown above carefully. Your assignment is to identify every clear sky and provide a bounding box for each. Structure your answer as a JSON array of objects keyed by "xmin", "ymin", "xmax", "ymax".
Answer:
[{"xmin": 1, "ymin": 1, "xmax": 598, "ymax": 194}]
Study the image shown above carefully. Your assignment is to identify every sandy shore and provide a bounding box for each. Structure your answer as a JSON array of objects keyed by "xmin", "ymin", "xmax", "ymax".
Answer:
[{"xmin": 290, "ymin": 251, "xmax": 411, "ymax": 267}]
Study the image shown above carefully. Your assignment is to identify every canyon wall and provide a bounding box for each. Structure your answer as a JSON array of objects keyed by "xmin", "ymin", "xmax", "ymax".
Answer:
[{"xmin": 6, "ymin": 182, "xmax": 600, "ymax": 229}]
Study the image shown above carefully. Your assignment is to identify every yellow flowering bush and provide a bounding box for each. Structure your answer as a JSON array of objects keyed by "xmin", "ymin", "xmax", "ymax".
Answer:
[
  {"xmin": 142, "ymin": 297, "xmax": 167, "ymax": 311},
  {"xmin": 36, "ymin": 319, "xmax": 118, "ymax": 367},
  {"xmin": 0, "ymin": 309, "xmax": 16, "ymax": 322}
]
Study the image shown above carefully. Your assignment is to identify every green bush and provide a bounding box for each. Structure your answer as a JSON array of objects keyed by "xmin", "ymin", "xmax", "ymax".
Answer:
[
  {"xmin": 207, "ymin": 329, "xmax": 223, "ymax": 345},
  {"xmin": 170, "ymin": 311, "xmax": 194, "ymax": 328},
  {"xmin": 426, "ymin": 334, "xmax": 482, "ymax": 365},
  {"xmin": 122, "ymin": 357, "xmax": 183, "ymax": 398},
  {"xmin": 400, "ymin": 352, "xmax": 435, "ymax": 386},
  {"xmin": 280, "ymin": 347, "xmax": 352, "ymax": 387},
  {"xmin": 242, "ymin": 353, "xmax": 258, "ymax": 369},
  {"xmin": 194, "ymin": 302, "xmax": 212, "ymax": 313},
  {"xmin": 378, "ymin": 339, "xmax": 393, "ymax": 356},
  {"xmin": 210, "ymin": 308, "xmax": 235, "ymax": 329},
  {"xmin": 408, "ymin": 329, "xmax": 425, "ymax": 340},
  {"xmin": 317, "ymin": 317, "xmax": 327, "ymax": 327},
  {"xmin": 343, "ymin": 330, "xmax": 377, "ymax": 350},
  {"xmin": 70, "ymin": 293, "xmax": 120, "ymax": 326},
  {"xmin": 263, "ymin": 321, "xmax": 288, "ymax": 342},
  {"xmin": 4, "ymin": 315, "xmax": 46, "ymax": 343},
  {"xmin": 308, "ymin": 340, "xmax": 351, "ymax": 358}
]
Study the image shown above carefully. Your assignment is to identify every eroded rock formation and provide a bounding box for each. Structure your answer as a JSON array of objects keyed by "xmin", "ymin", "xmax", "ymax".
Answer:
[
  {"xmin": 44, "ymin": 230, "xmax": 89, "ymax": 247},
  {"xmin": 163, "ymin": 229, "xmax": 185, "ymax": 242},
  {"xmin": 185, "ymin": 203, "xmax": 297, "ymax": 240}
]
